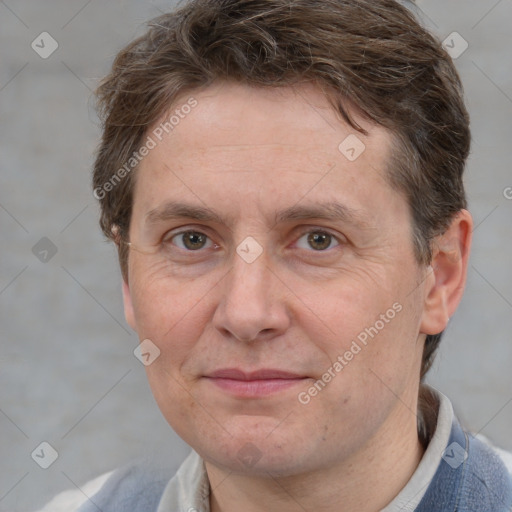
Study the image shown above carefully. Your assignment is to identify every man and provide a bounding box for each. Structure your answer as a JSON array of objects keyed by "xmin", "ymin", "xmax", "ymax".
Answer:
[{"xmin": 40, "ymin": 0, "xmax": 512, "ymax": 510}]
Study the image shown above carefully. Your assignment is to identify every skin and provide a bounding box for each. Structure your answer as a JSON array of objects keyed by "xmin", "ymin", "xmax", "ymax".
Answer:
[{"xmin": 121, "ymin": 81, "xmax": 473, "ymax": 512}]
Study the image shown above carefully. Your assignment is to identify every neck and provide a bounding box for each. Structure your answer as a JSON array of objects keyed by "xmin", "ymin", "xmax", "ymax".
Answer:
[{"xmin": 206, "ymin": 400, "xmax": 425, "ymax": 512}]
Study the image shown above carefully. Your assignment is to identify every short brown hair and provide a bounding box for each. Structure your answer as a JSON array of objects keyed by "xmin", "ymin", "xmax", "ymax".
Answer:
[{"xmin": 92, "ymin": 0, "xmax": 470, "ymax": 382}]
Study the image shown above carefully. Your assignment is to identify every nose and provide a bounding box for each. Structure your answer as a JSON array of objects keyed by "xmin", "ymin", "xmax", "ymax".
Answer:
[{"xmin": 212, "ymin": 249, "xmax": 291, "ymax": 343}]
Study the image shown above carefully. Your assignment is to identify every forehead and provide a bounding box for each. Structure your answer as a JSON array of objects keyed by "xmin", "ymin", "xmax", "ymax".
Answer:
[
  {"xmin": 150, "ymin": 81, "xmax": 392, "ymax": 159},
  {"xmin": 133, "ymin": 82, "xmax": 401, "ymax": 227}
]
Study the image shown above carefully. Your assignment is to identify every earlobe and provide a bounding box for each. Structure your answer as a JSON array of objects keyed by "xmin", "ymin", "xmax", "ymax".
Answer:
[
  {"xmin": 420, "ymin": 210, "xmax": 473, "ymax": 336},
  {"xmin": 122, "ymin": 279, "xmax": 137, "ymax": 331}
]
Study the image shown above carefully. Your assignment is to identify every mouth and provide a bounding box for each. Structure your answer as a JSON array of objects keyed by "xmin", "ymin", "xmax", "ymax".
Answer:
[{"xmin": 203, "ymin": 368, "xmax": 310, "ymax": 398}]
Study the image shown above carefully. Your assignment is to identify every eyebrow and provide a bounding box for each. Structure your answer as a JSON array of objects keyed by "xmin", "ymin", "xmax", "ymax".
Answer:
[
  {"xmin": 145, "ymin": 202, "xmax": 225, "ymax": 226},
  {"xmin": 144, "ymin": 200, "xmax": 370, "ymax": 229},
  {"xmin": 274, "ymin": 202, "xmax": 369, "ymax": 228}
]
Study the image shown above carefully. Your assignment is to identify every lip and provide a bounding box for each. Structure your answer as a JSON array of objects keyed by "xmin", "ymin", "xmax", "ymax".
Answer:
[
  {"xmin": 207, "ymin": 368, "xmax": 305, "ymax": 380},
  {"xmin": 204, "ymin": 368, "xmax": 309, "ymax": 398}
]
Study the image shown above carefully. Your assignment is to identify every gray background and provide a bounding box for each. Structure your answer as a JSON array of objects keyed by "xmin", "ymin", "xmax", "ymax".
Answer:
[{"xmin": 1, "ymin": 1, "xmax": 511, "ymax": 511}]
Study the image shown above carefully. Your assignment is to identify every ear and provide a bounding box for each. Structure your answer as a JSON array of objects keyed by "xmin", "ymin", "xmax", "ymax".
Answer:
[
  {"xmin": 122, "ymin": 278, "xmax": 137, "ymax": 331},
  {"xmin": 420, "ymin": 209, "xmax": 473, "ymax": 335},
  {"xmin": 114, "ymin": 224, "xmax": 137, "ymax": 331}
]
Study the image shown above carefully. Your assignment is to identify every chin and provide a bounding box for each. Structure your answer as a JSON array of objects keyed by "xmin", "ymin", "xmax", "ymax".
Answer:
[
  {"xmin": 185, "ymin": 418, "xmax": 321, "ymax": 476},
  {"xmin": 203, "ymin": 444, "xmax": 310, "ymax": 477}
]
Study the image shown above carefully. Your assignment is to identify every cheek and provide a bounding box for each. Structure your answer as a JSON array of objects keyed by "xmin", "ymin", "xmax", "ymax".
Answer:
[
  {"xmin": 300, "ymin": 266, "xmax": 422, "ymax": 394},
  {"xmin": 297, "ymin": 271, "xmax": 399, "ymax": 347},
  {"xmin": 129, "ymin": 265, "xmax": 211, "ymax": 363}
]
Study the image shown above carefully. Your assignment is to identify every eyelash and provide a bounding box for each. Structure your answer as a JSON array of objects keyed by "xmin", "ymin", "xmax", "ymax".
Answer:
[{"xmin": 161, "ymin": 226, "xmax": 344, "ymax": 254}]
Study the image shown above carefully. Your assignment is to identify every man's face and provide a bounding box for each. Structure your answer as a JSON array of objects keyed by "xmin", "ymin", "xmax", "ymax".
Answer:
[{"xmin": 123, "ymin": 82, "xmax": 428, "ymax": 475}]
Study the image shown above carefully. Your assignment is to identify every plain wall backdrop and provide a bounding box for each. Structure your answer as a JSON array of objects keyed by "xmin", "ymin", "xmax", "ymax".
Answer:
[{"xmin": 1, "ymin": 1, "xmax": 511, "ymax": 510}]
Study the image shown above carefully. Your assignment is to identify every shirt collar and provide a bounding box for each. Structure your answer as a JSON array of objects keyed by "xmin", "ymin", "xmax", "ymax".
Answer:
[{"xmin": 381, "ymin": 386, "xmax": 454, "ymax": 511}]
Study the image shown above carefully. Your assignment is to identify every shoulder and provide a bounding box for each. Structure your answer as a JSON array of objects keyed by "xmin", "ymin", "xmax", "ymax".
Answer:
[
  {"xmin": 35, "ymin": 470, "xmax": 114, "ymax": 512},
  {"xmin": 460, "ymin": 431, "xmax": 512, "ymax": 508},
  {"xmin": 474, "ymin": 433, "xmax": 512, "ymax": 475},
  {"xmin": 35, "ymin": 456, "xmax": 183, "ymax": 512},
  {"xmin": 417, "ymin": 412, "xmax": 512, "ymax": 511}
]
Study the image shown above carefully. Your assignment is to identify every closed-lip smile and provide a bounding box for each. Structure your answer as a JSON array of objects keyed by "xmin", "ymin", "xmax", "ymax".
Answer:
[{"xmin": 204, "ymin": 368, "xmax": 309, "ymax": 397}]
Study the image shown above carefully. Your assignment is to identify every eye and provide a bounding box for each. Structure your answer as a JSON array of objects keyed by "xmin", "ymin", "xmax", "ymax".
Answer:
[
  {"xmin": 295, "ymin": 230, "xmax": 341, "ymax": 251},
  {"xmin": 166, "ymin": 230, "xmax": 216, "ymax": 251}
]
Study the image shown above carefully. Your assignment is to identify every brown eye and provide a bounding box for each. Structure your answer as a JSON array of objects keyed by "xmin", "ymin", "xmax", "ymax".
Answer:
[
  {"xmin": 171, "ymin": 231, "xmax": 211, "ymax": 251},
  {"xmin": 308, "ymin": 232, "xmax": 331, "ymax": 250},
  {"xmin": 295, "ymin": 230, "xmax": 340, "ymax": 251}
]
